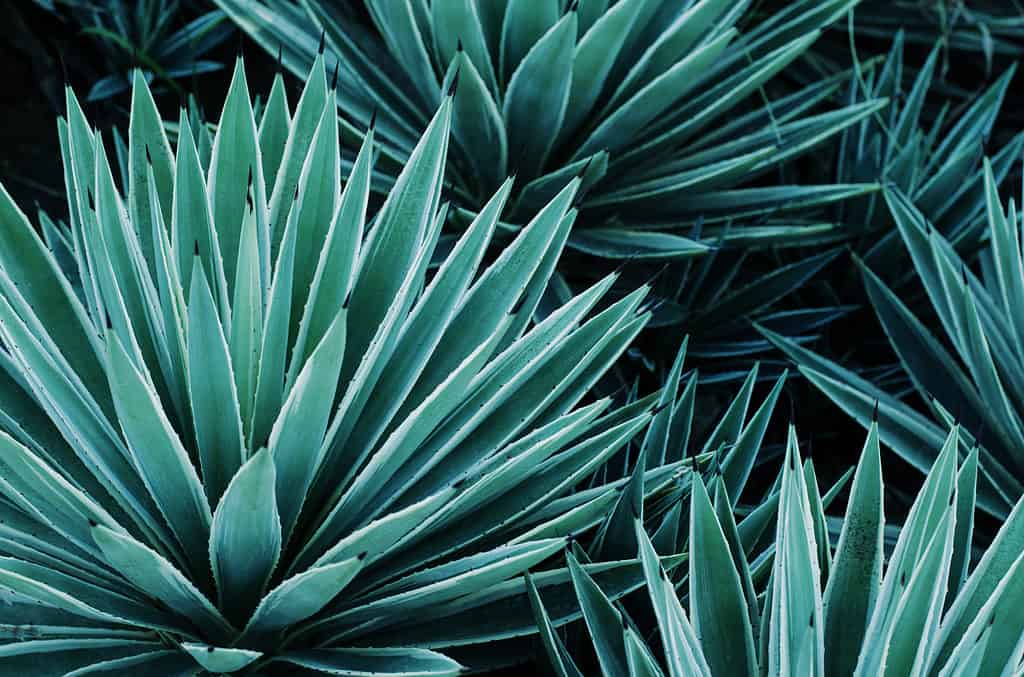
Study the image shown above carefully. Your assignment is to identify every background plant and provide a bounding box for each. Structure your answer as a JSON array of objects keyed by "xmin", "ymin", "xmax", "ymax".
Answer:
[
  {"xmin": 30, "ymin": 0, "xmax": 233, "ymax": 101},
  {"xmin": 537, "ymin": 422, "xmax": 1024, "ymax": 676},
  {"xmin": 821, "ymin": 1, "xmax": 1024, "ymax": 78},
  {"xmin": 760, "ymin": 164, "xmax": 1024, "ymax": 521}
]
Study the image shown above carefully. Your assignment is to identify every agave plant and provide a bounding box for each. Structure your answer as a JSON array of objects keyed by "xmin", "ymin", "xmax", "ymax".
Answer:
[
  {"xmin": 0, "ymin": 46, "xmax": 803, "ymax": 672},
  {"xmin": 214, "ymin": 0, "xmax": 883, "ymax": 258},
  {"xmin": 536, "ymin": 421, "xmax": 1024, "ymax": 676},
  {"xmin": 748, "ymin": 30, "xmax": 1024, "ymax": 383},
  {"xmin": 853, "ymin": 0, "xmax": 1024, "ymax": 74},
  {"xmin": 0, "ymin": 50, "xmax": 724, "ymax": 674},
  {"xmin": 759, "ymin": 163, "xmax": 1024, "ymax": 519},
  {"xmin": 799, "ymin": 1, "xmax": 1024, "ymax": 101},
  {"xmin": 32, "ymin": 0, "xmax": 233, "ymax": 101},
  {"xmin": 833, "ymin": 32, "xmax": 1023, "ymax": 284}
]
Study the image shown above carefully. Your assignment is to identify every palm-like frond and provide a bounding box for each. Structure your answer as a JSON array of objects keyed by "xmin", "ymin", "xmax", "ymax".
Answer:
[
  {"xmin": 213, "ymin": 0, "xmax": 881, "ymax": 255},
  {"xmin": 537, "ymin": 422, "xmax": 1024, "ymax": 676}
]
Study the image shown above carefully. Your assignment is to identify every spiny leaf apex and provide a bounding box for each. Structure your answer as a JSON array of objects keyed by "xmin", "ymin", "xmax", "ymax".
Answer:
[{"xmin": 447, "ymin": 67, "xmax": 461, "ymax": 97}]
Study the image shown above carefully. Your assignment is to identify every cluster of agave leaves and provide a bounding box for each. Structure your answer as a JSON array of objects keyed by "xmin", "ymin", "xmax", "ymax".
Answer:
[
  {"xmin": 0, "ymin": 54, "xmax": 795, "ymax": 675},
  {"xmin": 832, "ymin": 31, "xmax": 1021, "ymax": 279},
  {"xmin": 765, "ymin": 163, "xmax": 1024, "ymax": 521},
  {"xmin": 215, "ymin": 0, "xmax": 880, "ymax": 256},
  {"xmin": 632, "ymin": 22, "xmax": 1023, "ymax": 370},
  {"xmin": 209, "ymin": 0, "xmax": 1024, "ymax": 377},
  {"xmin": 552, "ymin": 17, "xmax": 1024, "ymax": 375},
  {"xmin": 541, "ymin": 422, "xmax": 1024, "ymax": 677},
  {"xmin": 5, "ymin": 2, "xmax": 1024, "ymax": 676}
]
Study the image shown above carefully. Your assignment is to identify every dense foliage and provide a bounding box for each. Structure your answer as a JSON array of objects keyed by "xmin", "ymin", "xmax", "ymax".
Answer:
[
  {"xmin": 2, "ymin": 0, "xmax": 1024, "ymax": 675},
  {"xmin": 540, "ymin": 423, "xmax": 1024, "ymax": 677},
  {"xmin": 30, "ymin": 0, "xmax": 233, "ymax": 101},
  {"xmin": 0, "ymin": 51, "xmax": 794, "ymax": 674}
]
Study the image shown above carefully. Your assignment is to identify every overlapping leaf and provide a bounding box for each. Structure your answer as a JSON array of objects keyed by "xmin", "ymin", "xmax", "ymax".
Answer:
[{"xmin": 0, "ymin": 57, "xmax": 706, "ymax": 675}]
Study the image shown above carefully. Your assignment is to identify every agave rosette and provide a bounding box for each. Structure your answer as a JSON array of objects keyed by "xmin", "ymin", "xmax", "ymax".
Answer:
[
  {"xmin": 831, "ymin": 31, "xmax": 1022, "ymax": 284},
  {"xmin": 213, "ymin": 0, "xmax": 886, "ymax": 258},
  {"xmin": 760, "ymin": 161, "xmax": 1024, "ymax": 519},
  {"xmin": 537, "ymin": 421, "xmax": 1024, "ymax": 676},
  {"xmin": 34, "ymin": 0, "xmax": 234, "ymax": 102},
  {"xmin": 0, "ymin": 51, "xmax": 745, "ymax": 674}
]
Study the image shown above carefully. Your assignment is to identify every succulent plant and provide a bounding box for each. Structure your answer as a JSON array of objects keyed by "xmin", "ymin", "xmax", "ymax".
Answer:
[
  {"xmin": 214, "ymin": 0, "xmax": 883, "ymax": 258},
  {"xmin": 833, "ymin": 32, "xmax": 1022, "ymax": 283},
  {"xmin": 0, "ymin": 52, "xmax": 722, "ymax": 674},
  {"xmin": 761, "ymin": 162, "xmax": 1024, "ymax": 519},
  {"xmin": 535, "ymin": 421, "xmax": 1024, "ymax": 676},
  {"xmin": 11, "ymin": 1, "xmax": 1024, "ymax": 674},
  {"xmin": 31, "ymin": 0, "xmax": 233, "ymax": 101},
  {"xmin": 852, "ymin": 0, "xmax": 1024, "ymax": 74}
]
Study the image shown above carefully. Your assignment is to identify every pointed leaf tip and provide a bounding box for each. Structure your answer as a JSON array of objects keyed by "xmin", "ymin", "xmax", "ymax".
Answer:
[
  {"xmin": 447, "ymin": 67, "xmax": 461, "ymax": 96},
  {"xmin": 650, "ymin": 402, "xmax": 670, "ymax": 416},
  {"xmin": 576, "ymin": 155, "xmax": 595, "ymax": 180}
]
